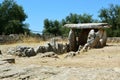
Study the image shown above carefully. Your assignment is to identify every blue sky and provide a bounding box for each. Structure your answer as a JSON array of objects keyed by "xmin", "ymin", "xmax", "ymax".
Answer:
[{"xmin": 0, "ymin": 0, "xmax": 120, "ymax": 33}]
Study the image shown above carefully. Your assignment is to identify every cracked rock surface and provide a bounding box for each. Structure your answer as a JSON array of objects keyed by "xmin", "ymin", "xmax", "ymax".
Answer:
[{"xmin": 0, "ymin": 61, "xmax": 120, "ymax": 80}]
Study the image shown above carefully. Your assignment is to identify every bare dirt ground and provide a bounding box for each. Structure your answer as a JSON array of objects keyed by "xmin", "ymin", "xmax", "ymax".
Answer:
[{"xmin": 0, "ymin": 42, "xmax": 120, "ymax": 80}]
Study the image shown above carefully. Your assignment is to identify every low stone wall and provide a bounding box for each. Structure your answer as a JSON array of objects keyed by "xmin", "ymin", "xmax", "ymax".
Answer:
[
  {"xmin": 0, "ymin": 34, "xmax": 20, "ymax": 43},
  {"xmin": 107, "ymin": 37, "xmax": 120, "ymax": 43}
]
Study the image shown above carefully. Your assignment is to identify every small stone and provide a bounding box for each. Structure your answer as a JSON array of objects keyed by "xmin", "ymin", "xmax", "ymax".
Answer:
[
  {"xmin": 0, "ymin": 50, "xmax": 2, "ymax": 55},
  {"xmin": 2, "ymin": 58, "xmax": 15, "ymax": 63},
  {"xmin": 64, "ymin": 51, "xmax": 76, "ymax": 58},
  {"xmin": 41, "ymin": 52, "xmax": 58, "ymax": 58}
]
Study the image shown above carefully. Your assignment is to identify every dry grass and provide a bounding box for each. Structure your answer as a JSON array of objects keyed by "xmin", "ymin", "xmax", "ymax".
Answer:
[
  {"xmin": 0, "ymin": 35, "xmax": 45, "ymax": 45},
  {"xmin": 18, "ymin": 35, "xmax": 43, "ymax": 43}
]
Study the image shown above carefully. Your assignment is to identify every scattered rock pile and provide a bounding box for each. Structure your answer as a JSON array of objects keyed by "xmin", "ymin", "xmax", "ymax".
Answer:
[
  {"xmin": 7, "ymin": 46, "xmax": 36, "ymax": 57},
  {"xmin": 35, "ymin": 42, "xmax": 68, "ymax": 54},
  {"xmin": 7, "ymin": 39, "xmax": 68, "ymax": 57},
  {"xmin": 34, "ymin": 38, "xmax": 69, "ymax": 56}
]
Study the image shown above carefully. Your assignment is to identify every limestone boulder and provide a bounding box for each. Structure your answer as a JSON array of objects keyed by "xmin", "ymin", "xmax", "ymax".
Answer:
[
  {"xmin": 24, "ymin": 48, "xmax": 36, "ymax": 57},
  {"xmin": 7, "ymin": 46, "xmax": 36, "ymax": 57},
  {"xmin": 35, "ymin": 42, "xmax": 68, "ymax": 54},
  {"xmin": 35, "ymin": 43, "xmax": 53, "ymax": 54}
]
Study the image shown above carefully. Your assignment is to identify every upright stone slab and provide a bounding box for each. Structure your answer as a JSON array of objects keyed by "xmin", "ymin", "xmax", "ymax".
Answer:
[
  {"xmin": 95, "ymin": 29, "xmax": 107, "ymax": 48},
  {"xmin": 68, "ymin": 29, "xmax": 76, "ymax": 51},
  {"xmin": 100, "ymin": 30, "xmax": 107, "ymax": 47}
]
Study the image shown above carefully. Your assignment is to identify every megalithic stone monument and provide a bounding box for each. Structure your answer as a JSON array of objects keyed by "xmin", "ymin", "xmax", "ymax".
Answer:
[{"xmin": 64, "ymin": 23, "xmax": 111, "ymax": 51}]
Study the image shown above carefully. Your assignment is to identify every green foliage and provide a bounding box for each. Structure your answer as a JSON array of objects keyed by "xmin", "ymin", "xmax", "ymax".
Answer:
[
  {"xmin": 43, "ymin": 13, "xmax": 95, "ymax": 36},
  {"xmin": 0, "ymin": 0, "xmax": 29, "ymax": 35},
  {"xmin": 99, "ymin": 4, "xmax": 120, "ymax": 37},
  {"xmin": 43, "ymin": 19, "xmax": 62, "ymax": 36},
  {"xmin": 65, "ymin": 13, "xmax": 79, "ymax": 23},
  {"xmin": 79, "ymin": 13, "xmax": 94, "ymax": 23},
  {"xmin": 43, "ymin": 4, "xmax": 120, "ymax": 37},
  {"xmin": 65, "ymin": 13, "xmax": 94, "ymax": 24}
]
